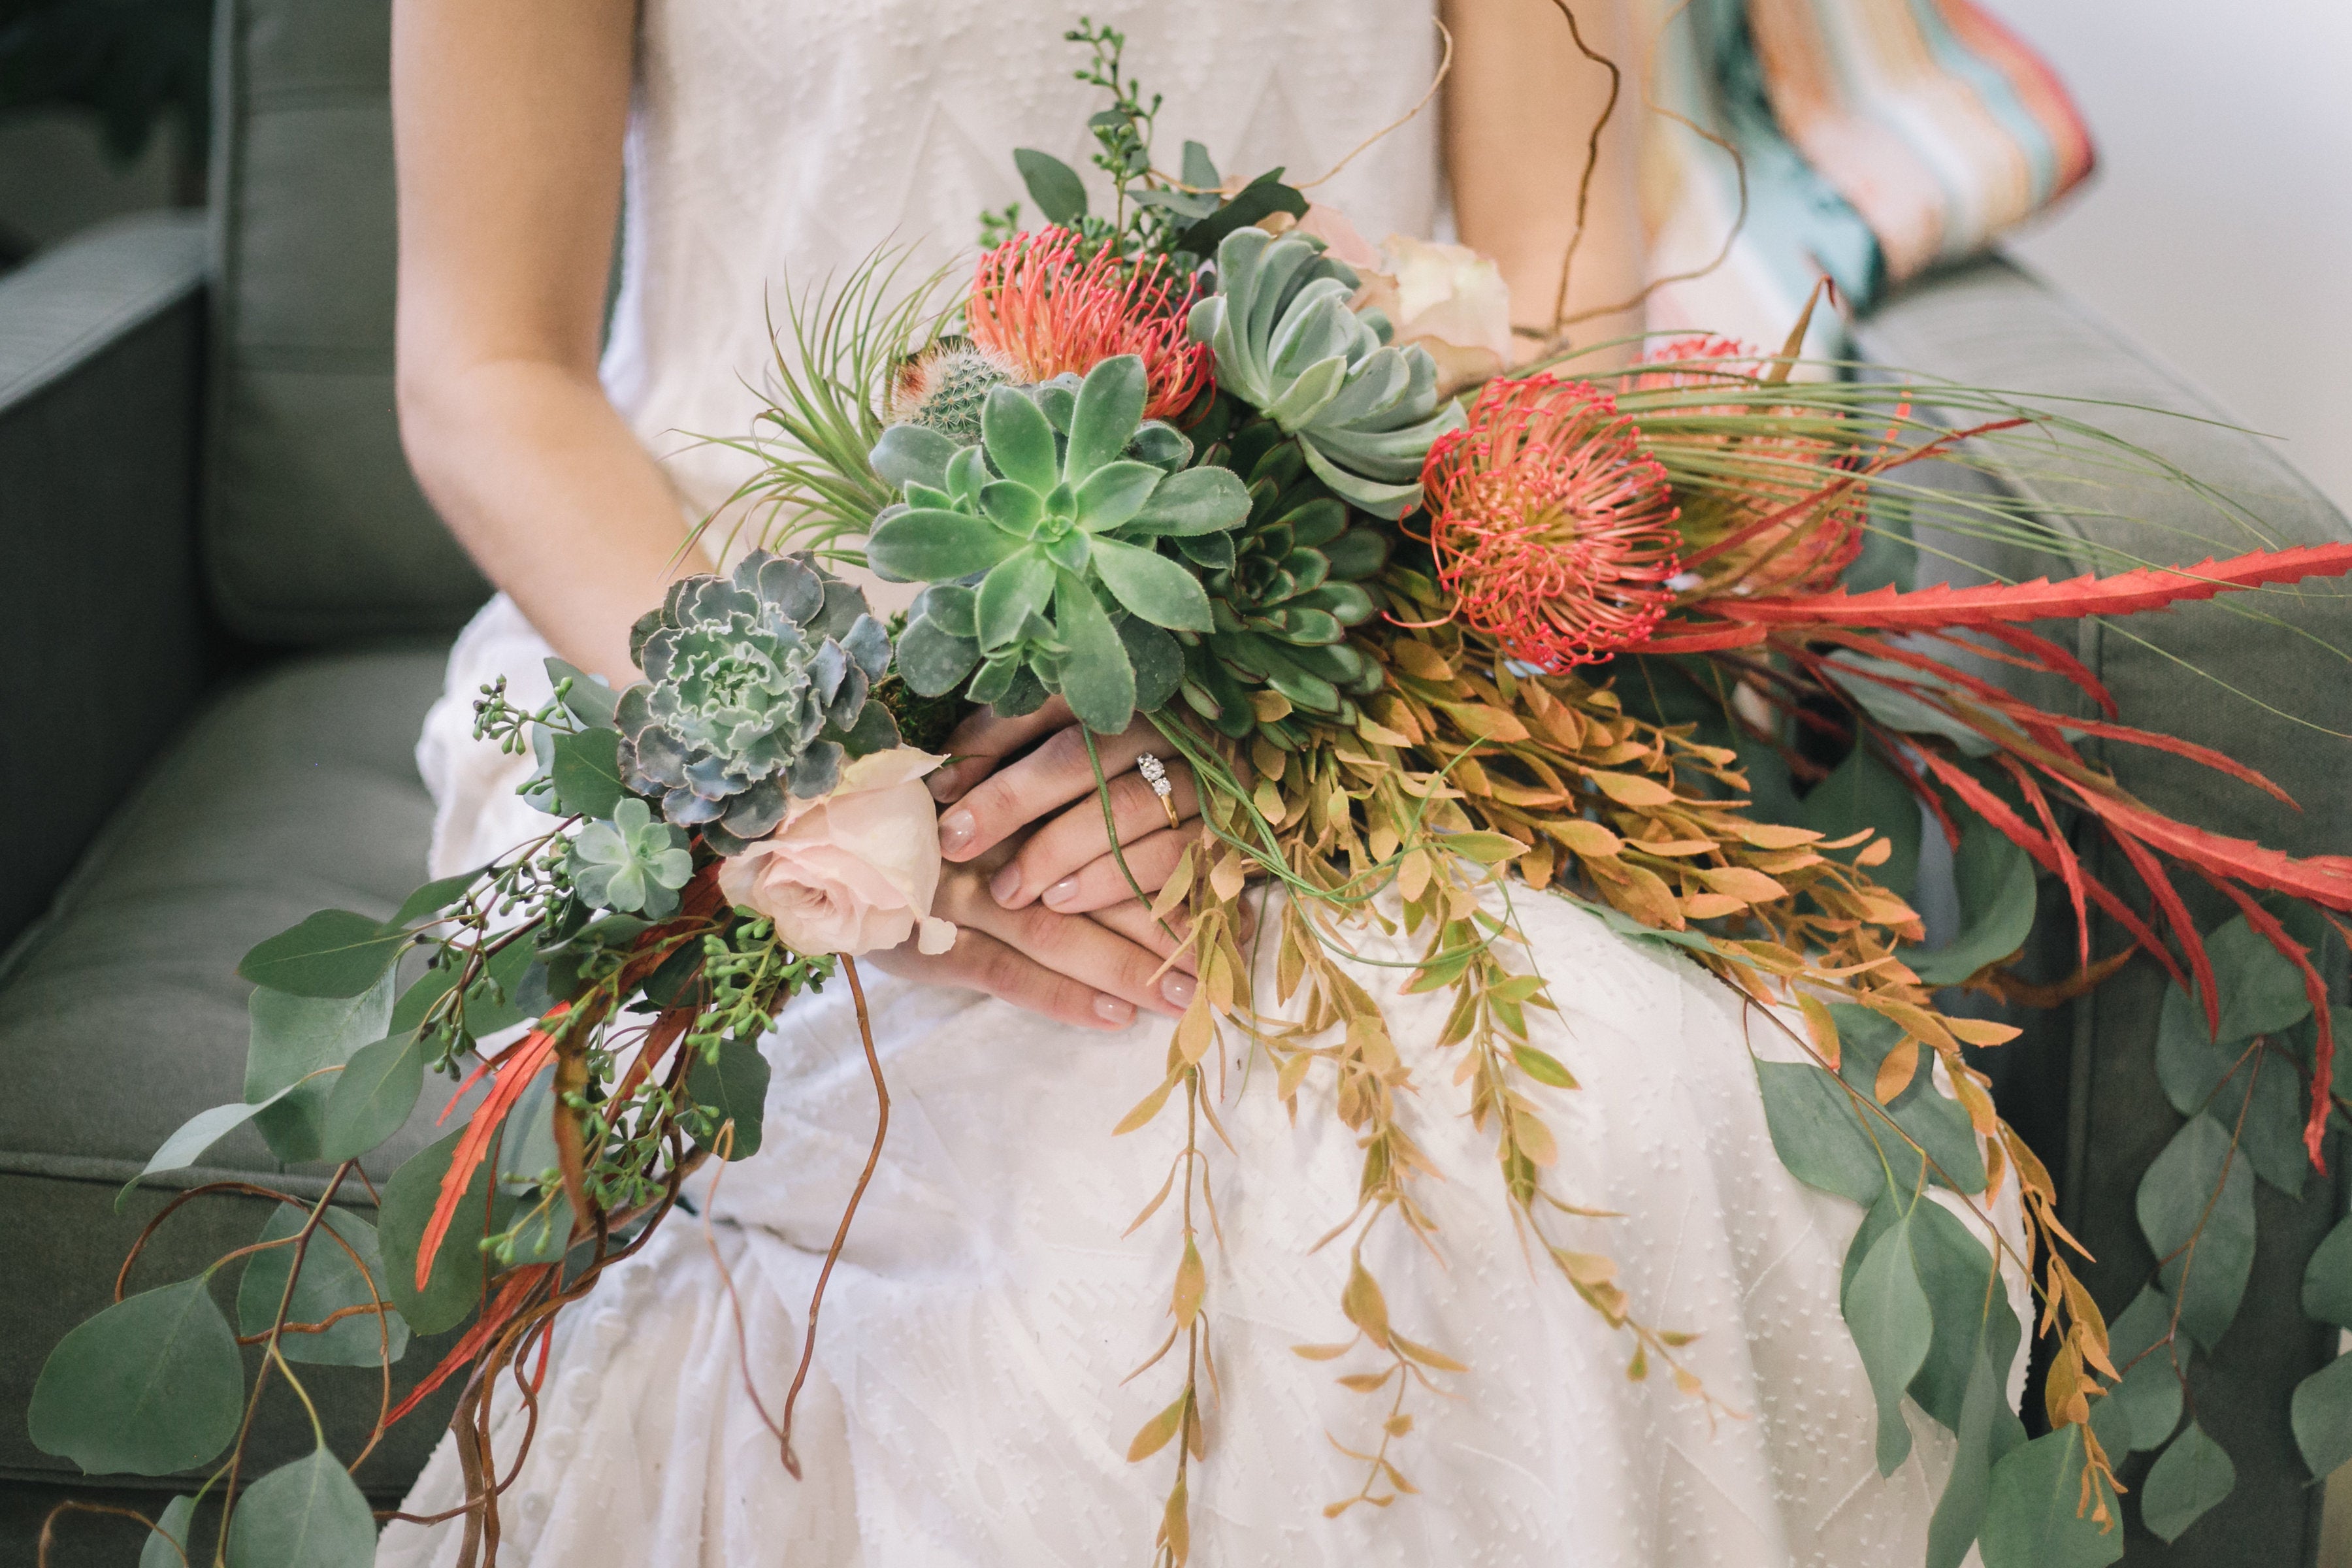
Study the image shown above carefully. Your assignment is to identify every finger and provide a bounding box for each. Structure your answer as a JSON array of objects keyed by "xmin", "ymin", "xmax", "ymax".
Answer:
[
  {"xmin": 1090, "ymin": 892, "xmax": 1258, "ymax": 955},
  {"xmin": 937, "ymin": 715, "xmax": 1171, "ymax": 864},
  {"xmin": 1028, "ymin": 828, "xmax": 1194, "ymax": 916},
  {"xmin": 928, "ymin": 697, "xmax": 1075, "ymax": 802},
  {"xmin": 995, "ymin": 762, "xmax": 1201, "ymax": 908},
  {"xmin": 936, "ymin": 868, "xmax": 1194, "ymax": 1016},
  {"xmin": 865, "ymin": 924, "xmax": 1138, "ymax": 1032}
]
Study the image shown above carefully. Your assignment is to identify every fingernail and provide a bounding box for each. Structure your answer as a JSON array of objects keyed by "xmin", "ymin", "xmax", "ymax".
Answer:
[
  {"xmin": 1041, "ymin": 875, "xmax": 1079, "ymax": 909},
  {"xmin": 927, "ymin": 766, "xmax": 960, "ymax": 801},
  {"xmin": 1092, "ymin": 994, "xmax": 1135, "ymax": 1027},
  {"xmin": 1160, "ymin": 971, "xmax": 1197, "ymax": 1009},
  {"xmin": 938, "ymin": 808, "xmax": 975, "ymax": 855},
  {"xmin": 989, "ymin": 862, "xmax": 1022, "ymax": 906}
]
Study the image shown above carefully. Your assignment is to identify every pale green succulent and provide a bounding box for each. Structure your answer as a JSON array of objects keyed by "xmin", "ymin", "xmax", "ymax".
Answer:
[
  {"xmin": 1187, "ymin": 226, "xmax": 1463, "ymax": 519},
  {"xmin": 569, "ymin": 798, "xmax": 694, "ymax": 918},
  {"xmin": 615, "ymin": 551, "xmax": 898, "ymax": 853},
  {"xmin": 866, "ymin": 353, "xmax": 1250, "ymax": 734}
]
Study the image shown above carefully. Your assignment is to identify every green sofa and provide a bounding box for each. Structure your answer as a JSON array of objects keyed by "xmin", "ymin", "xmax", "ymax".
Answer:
[{"xmin": 0, "ymin": 1, "xmax": 2344, "ymax": 1565}]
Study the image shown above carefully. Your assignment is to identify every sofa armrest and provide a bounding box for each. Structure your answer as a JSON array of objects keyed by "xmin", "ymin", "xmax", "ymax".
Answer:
[
  {"xmin": 1858, "ymin": 255, "xmax": 2352, "ymax": 1567},
  {"xmin": 0, "ymin": 212, "xmax": 214, "ymax": 950}
]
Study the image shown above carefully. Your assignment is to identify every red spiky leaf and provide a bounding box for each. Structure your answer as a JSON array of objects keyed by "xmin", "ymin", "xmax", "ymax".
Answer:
[
  {"xmin": 417, "ymin": 1011, "xmax": 566, "ymax": 1292},
  {"xmin": 1710, "ymin": 543, "xmax": 2352, "ymax": 629},
  {"xmin": 383, "ymin": 1264, "xmax": 554, "ymax": 1428}
]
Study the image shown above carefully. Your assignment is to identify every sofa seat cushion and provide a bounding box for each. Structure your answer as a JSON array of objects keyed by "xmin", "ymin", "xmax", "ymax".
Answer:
[{"xmin": 0, "ymin": 642, "xmax": 467, "ymax": 1497}]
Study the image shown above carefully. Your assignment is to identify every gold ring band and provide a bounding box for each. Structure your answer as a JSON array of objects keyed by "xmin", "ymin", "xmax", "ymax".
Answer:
[{"xmin": 1136, "ymin": 753, "xmax": 1181, "ymax": 830}]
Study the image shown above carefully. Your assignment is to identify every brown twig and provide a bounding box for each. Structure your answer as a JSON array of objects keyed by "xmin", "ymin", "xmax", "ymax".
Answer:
[
  {"xmin": 779, "ymin": 954, "xmax": 891, "ymax": 1477},
  {"xmin": 1544, "ymin": 0, "xmax": 1624, "ymax": 341}
]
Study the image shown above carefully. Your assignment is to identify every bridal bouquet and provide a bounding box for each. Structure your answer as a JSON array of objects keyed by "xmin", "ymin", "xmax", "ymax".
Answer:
[{"xmin": 33, "ymin": 22, "xmax": 2352, "ymax": 1568}]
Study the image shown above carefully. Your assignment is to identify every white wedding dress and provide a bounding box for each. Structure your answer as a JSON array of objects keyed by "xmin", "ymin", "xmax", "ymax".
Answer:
[{"xmin": 382, "ymin": 3, "xmax": 2024, "ymax": 1563}]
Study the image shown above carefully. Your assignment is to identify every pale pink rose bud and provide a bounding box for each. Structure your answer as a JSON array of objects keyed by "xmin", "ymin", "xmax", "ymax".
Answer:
[{"xmin": 717, "ymin": 747, "xmax": 957, "ymax": 958}]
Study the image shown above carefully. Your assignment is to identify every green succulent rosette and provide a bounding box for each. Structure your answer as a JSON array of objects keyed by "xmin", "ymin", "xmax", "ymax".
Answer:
[
  {"xmin": 1173, "ymin": 411, "xmax": 1390, "ymax": 746},
  {"xmin": 567, "ymin": 797, "xmax": 694, "ymax": 917},
  {"xmin": 866, "ymin": 353, "xmax": 1251, "ymax": 734},
  {"xmin": 1187, "ymin": 225, "xmax": 1463, "ymax": 520},
  {"xmin": 615, "ymin": 549, "xmax": 898, "ymax": 853}
]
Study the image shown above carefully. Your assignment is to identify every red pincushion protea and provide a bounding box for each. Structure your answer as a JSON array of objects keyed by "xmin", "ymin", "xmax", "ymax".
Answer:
[
  {"xmin": 964, "ymin": 227, "xmax": 1210, "ymax": 421},
  {"xmin": 1421, "ymin": 375, "xmax": 1683, "ymax": 670},
  {"xmin": 1624, "ymin": 336, "xmax": 1865, "ymax": 596}
]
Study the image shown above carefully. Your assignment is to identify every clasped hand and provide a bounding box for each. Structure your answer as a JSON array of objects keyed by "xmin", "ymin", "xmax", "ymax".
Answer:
[{"xmin": 867, "ymin": 699, "xmax": 1234, "ymax": 1029}]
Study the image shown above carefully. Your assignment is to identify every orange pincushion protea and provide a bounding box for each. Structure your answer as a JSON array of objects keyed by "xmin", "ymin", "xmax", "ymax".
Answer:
[
  {"xmin": 1624, "ymin": 336, "xmax": 1865, "ymax": 596},
  {"xmin": 1421, "ymin": 375, "xmax": 1682, "ymax": 670},
  {"xmin": 964, "ymin": 227, "xmax": 1210, "ymax": 421}
]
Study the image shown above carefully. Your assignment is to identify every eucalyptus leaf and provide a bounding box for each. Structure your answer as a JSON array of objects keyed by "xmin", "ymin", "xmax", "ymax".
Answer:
[
  {"xmin": 1978, "ymin": 1426, "xmax": 2124, "ymax": 1568},
  {"xmin": 224, "ymin": 1446, "xmax": 377, "ymax": 1568},
  {"xmin": 318, "ymin": 1032, "xmax": 426, "ymax": 1163},
  {"xmin": 1011, "ymin": 146, "xmax": 1087, "ymax": 224},
  {"xmin": 236, "ymin": 1203, "xmax": 409, "ymax": 1367},
  {"xmin": 378, "ymin": 1126, "xmax": 508, "ymax": 1335},
  {"xmin": 2204, "ymin": 913, "xmax": 2317, "ymax": 1041},
  {"xmin": 1796, "ymin": 740, "xmax": 1922, "ymax": 896},
  {"xmin": 125, "ymin": 1081, "xmax": 306, "ymax": 1203},
  {"xmin": 28, "ymin": 1278, "xmax": 244, "ymax": 1476},
  {"xmin": 141, "ymin": 1495, "xmax": 197, "ymax": 1568},
  {"xmin": 1754, "ymin": 1060, "xmax": 1885, "ymax": 1207},
  {"xmin": 1926, "ymin": 1334, "xmax": 2028, "ymax": 1568},
  {"xmin": 392, "ymin": 870, "xmax": 481, "ymax": 929},
  {"xmin": 2102, "ymin": 1286, "xmax": 2185, "ymax": 1453},
  {"xmin": 1905, "ymin": 1199, "xmax": 2017, "ymax": 1431},
  {"xmin": 689, "ymin": 1035, "xmax": 772, "ymax": 1160},
  {"xmin": 1829, "ymin": 1004, "xmax": 1984, "ymax": 1193},
  {"xmin": 2293, "ymin": 1352, "xmax": 2352, "ymax": 1478},
  {"xmin": 1848, "ymin": 1210, "xmax": 1934, "ymax": 1475},
  {"xmin": 2137, "ymin": 1116, "xmax": 2255, "ymax": 1349},
  {"xmin": 246, "ymin": 969, "xmax": 397, "ymax": 1164},
  {"xmin": 1822, "ymin": 651, "xmax": 1998, "ymax": 760},
  {"xmin": 549, "ymin": 726, "xmax": 626, "ymax": 819},
  {"xmin": 545, "ymin": 657, "xmax": 620, "ymax": 727},
  {"xmin": 2138, "ymin": 1419, "xmax": 2234, "ymax": 1544},
  {"xmin": 2306, "ymin": 1215, "xmax": 2352, "ymax": 1329},
  {"xmin": 238, "ymin": 909, "xmax": 407, "ymax": 999},
  {"xmin": 1906, "ymin": 817, "xmax": 2036, "ymax": 985}
]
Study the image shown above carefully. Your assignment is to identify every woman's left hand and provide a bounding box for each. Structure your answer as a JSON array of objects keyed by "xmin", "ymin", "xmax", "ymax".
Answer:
[{"xmin": 929, "ymin": 700, "xmax": 1201, "ymax": 918}]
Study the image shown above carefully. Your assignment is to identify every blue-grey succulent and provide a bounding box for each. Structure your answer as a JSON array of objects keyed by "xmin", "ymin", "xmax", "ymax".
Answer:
[
  {"xmin": 568, "ymin": 798, "xmax": 694, "ymax": 917},
  {"xmin": 615, "ymin": 551, "xmax": 898, "ymax": 853},
  {"xmin": 865, "ymin": 353, "xmax": 1249, "ymax": 734},
  {"xmin": 1187, "ymin": 226, "xmax": 1463, "ymax": 520}
]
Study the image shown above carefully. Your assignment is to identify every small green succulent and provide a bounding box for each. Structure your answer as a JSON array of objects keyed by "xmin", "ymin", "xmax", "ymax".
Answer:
[
  {"xmin": 615, "ymin": 551, "xmax": 898, "ymax": 853},
  {"xmin": 1174, "ymin": 414, "xmax": 1389, "ymax": 745},
  {"xmin": 866, "ymin": 353, "xmax": 1251, "ymax": 734},
  {"xmin": 569, "ymin": 798, "xmax": 694, "ymax": 917},
  {"xmin": 1188, "ymin": 226, "xmax": 1463, "ymax": 520}
]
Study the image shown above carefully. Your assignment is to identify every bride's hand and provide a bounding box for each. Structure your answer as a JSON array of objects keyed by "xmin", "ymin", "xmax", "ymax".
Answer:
[
  {"xmin": 870, "ymin": 702, "xmax": 1216, "ymax": 1030},
  {"xmin": 930, "ymin": 702, "xmax": 1200, "ymax": 919}
]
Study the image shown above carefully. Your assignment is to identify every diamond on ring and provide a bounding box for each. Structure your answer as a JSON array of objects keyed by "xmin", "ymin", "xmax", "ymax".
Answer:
[{"xmin": 1136, "ymin": 752, "xmax": 1181, "ymax": 828}]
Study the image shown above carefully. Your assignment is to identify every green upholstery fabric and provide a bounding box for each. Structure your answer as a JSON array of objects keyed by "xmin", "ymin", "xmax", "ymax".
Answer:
[
  {"xmin": 1858, "ymin": 255, "xmax": 2352, "ymax": 1568},
  {"xmin": 0, "ymin": 647, "xmax": 461, "ymax": 1513},
  {"xmin": 0, "ymin": 215, "xmax": 211, "ymax": 951},
  {"xmin": 203, "ymin": 0, "xmax": 487, "ymax": 642}
]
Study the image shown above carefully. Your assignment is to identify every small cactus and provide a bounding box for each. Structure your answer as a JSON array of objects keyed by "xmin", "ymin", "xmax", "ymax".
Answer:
[{"xmin": 889, "ymin": 340, "xmax": 1014, "ymax": 444}]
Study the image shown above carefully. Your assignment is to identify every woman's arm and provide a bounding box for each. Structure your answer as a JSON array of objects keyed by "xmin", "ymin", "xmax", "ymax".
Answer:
[
  {"xmin": 392, "ymin": 0, "xmax": 703, "ymax": 684},
  {"xmin": 1442, "ymin": 0, "xmax": 1648, "ymax": 357},
  {"xmin": 392, "ymin": 0, "xmax": 1195, "ymax": 1028}
]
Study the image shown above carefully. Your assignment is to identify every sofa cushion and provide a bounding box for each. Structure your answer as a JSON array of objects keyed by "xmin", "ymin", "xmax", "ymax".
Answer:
[
  {"xmin": 0, "ymin": 645, "xmax": 461, "ymax": 1498},
  {"xmin": 205, "ymin": 0, "xmax": 489, "ymax": 642}
]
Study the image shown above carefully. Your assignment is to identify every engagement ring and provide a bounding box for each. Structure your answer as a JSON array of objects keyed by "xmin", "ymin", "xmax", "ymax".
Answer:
[{"xmin": 1135, "ymin": 752, "xmax": 1181, "ymax": 829}]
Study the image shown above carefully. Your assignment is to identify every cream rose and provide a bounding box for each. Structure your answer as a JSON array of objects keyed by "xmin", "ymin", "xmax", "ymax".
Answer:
[{"xmin": 716, "ymin": 746, "xmax": 957, "ymax": 958}]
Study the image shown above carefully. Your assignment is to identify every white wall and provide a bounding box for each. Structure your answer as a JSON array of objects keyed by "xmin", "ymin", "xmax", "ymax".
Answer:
[{"xmin": 1978, "ymin": 0, "xmax": 2352, "ymax": 516}]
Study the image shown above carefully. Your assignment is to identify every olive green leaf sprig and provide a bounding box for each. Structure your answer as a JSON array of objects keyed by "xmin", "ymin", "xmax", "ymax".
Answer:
[
  {"xmin": 1187, "ymin": 226, "xmax": 1464, "ymax": 519},
  {"xmin": 866, "ymin": 353, "xmax": 1251, "ymax": 734},
  {"xmin": 616, "ymin": 549, "xmax": 899, "ymax": 854}
]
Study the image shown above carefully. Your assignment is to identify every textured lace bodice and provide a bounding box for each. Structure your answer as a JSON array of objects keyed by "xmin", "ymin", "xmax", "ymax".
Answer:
[{"xmin": 601, "ymin": 0, "xmax": 1443, "ymax": 523}]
